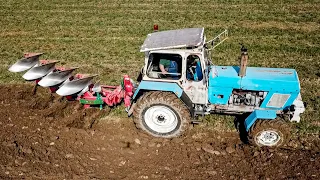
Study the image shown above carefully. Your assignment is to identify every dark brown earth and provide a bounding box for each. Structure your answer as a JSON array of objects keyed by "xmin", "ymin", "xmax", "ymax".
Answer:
[{"xmin": 0, "ymin": 84, "xmax": 319, "ymax": 179}]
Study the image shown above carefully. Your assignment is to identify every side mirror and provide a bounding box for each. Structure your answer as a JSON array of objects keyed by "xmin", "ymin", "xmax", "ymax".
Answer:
[
  {"xmin": 136, "ymin": 66, "xmax": 144, "ymax": 82},
  {"xmin": 240, "ymin": 44, "xmax": 247, "ymax": 53}
]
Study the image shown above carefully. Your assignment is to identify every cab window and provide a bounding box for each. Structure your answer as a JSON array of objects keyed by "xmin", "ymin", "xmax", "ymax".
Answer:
[
  {"xmin": 186, "ymin": 55, "xmax": 203, "ymax": 81},
  {"xmin": 146, "ymin": 53, "xmax": 182, "ymax": 80}
]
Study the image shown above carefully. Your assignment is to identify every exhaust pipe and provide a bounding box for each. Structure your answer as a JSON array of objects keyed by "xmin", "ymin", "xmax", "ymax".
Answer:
[{"xmin": 239, "ymin": 45, "xmax": 248, "ymax": 77}]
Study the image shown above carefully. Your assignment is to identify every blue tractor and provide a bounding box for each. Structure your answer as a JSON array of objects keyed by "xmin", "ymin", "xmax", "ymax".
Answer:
[
  {"xmin": 8, "ymin": 27, "xmax": 306, "ymax": 147},
  {"xmin": 129, "ymin": 28, "xmax": 305, "ymax": 147}
]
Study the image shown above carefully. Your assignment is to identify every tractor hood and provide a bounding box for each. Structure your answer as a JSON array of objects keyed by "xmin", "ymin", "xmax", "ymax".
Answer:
[{"xmin": 209, "ymin": 66, "xmax": 300, "ymax": 93}]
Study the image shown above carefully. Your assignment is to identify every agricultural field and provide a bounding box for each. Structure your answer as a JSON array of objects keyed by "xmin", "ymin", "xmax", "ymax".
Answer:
[{"xmin": 0, "ymin": 0, "xmax": 319, "ymax": 179}]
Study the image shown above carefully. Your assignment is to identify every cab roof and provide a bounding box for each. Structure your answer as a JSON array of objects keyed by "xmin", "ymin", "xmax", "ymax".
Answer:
[{"xmin": 140, "ymin": 28, "xmax": 204, "ymax": 52}]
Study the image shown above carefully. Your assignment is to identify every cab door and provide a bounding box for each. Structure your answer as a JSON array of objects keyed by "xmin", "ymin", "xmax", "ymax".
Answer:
[{"xmin": 181, "ymin": 53, "xmax": 207, "ymax": 104}]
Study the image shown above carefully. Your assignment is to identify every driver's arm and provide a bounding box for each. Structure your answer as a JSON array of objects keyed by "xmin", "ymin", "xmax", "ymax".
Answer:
[
  {"xmin": 159, "ymin": 59, "xmax": 169, "ymax": 74},
  {"xmin": 159, "ymin": 64, "xmax": 167, "ymax": 74}
]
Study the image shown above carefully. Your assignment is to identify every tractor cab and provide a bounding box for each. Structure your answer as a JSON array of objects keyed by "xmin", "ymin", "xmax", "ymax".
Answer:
[
  {"xmin": 143, "ymin": 49, "xmax": 204, "ymax": 81},
  {"xmin": 139, "ymin": 27, "xmax": 227, "ymax": 104},
  {"xmin": 140, "ymin": 28, "xmax": 209, "ymax": 104}
]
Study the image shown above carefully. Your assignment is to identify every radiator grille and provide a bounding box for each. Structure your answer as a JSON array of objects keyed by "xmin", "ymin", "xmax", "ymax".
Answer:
[{"xmin": 267, "ymin": 93, "xmax": 290, "ymax": 108}]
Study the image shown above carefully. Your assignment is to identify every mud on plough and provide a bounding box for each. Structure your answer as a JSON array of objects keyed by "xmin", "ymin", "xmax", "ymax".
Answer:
[{"xmin": 9, "ymin": 53, "xmax": 134, "ymax": 109}]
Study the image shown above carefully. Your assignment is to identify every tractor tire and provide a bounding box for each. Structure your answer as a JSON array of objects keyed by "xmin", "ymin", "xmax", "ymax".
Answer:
[
  {"xmin": 133, "ymin": 91, "xmax": 190, "ymax": 138},
  {"xmin": 248, "ymin": 119, "xmax": 290, "ymax": 147}
]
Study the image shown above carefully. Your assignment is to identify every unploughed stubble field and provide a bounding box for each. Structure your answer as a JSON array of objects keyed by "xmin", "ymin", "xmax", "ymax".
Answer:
[{"xmin": 0, "ymin": 0, "xmax": 319, "ymax": 134}]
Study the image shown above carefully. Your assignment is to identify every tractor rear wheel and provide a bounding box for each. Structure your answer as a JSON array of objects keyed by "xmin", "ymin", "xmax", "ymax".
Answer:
[
  {"xmin": 248, "ymin": 119, "xmax": 290, "ymax": 147},
  {"xmin": 133, "ymin": 91, "xmax": 190, "ymax": 138}
]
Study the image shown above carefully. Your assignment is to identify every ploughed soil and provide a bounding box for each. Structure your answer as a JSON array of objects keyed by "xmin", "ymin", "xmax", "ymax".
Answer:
[{"xmin": 0, "ymin": 84, "xmax": 319, "ymax": 179}]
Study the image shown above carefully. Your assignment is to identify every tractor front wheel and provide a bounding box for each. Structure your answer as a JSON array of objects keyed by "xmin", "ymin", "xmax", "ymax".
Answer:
[
  {"xmin": 133, "ymin": 91, "xmax": 190, "ymax": 138},
  {"xmin": 248, "ymin": 119, "xmax": 290, "ymax": 147}
]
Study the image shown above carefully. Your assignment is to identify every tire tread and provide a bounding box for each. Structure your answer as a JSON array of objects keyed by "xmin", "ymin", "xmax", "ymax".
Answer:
[
  {"xmin": 248, "ymin": 118, "xmax": 290, "ymax": 147},
  {"xmin": 133, "ymin": 91, "xmax": 191, "ymax": 138}
]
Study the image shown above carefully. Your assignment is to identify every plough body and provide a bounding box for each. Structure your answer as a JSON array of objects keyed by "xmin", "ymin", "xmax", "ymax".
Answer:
[{"xmin": 9, "ymin": 53, "xmax": 134, "ymax": 109}]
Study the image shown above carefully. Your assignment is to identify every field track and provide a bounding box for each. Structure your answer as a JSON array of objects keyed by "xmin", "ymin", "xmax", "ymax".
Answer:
[{"xmin": 0, "ymin": 84, "xmax": 319, "ymax": 179}]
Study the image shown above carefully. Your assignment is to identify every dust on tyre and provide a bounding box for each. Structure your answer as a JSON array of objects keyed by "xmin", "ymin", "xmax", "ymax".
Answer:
[
  {"xmin": 133, "ymin": 91, "xmax": 190, "ymax": 138},
  {"xmin": 248, "ymin": 119, "xmax": 290, "ymax": 147}
]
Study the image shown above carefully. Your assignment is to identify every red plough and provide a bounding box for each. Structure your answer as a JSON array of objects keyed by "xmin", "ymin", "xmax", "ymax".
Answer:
[
  {"xmin": 8, "ymin": 53, "xmax": 135, "ymax": 109},
  {"xmin": 79, "ymin": 75, "xmax": 134, "ymax": 109}
]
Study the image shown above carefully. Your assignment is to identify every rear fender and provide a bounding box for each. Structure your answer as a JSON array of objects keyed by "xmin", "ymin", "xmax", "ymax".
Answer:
[
  {"xmin": 132, "ymin": 81, "xmax": 183, "ymax": 99},
  {"xmin": 129, "ymin": 81, "xmax": 194, "ymax": 116}
]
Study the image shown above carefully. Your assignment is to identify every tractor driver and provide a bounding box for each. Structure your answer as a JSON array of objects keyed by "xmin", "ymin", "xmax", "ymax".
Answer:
[
  {"xmin": 159, "ymin": 59, "xmax": 179, "ymax": 79},
  {"xmin": 186, "ymin": 55, "xmax": 203, "ymax": 81}
]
